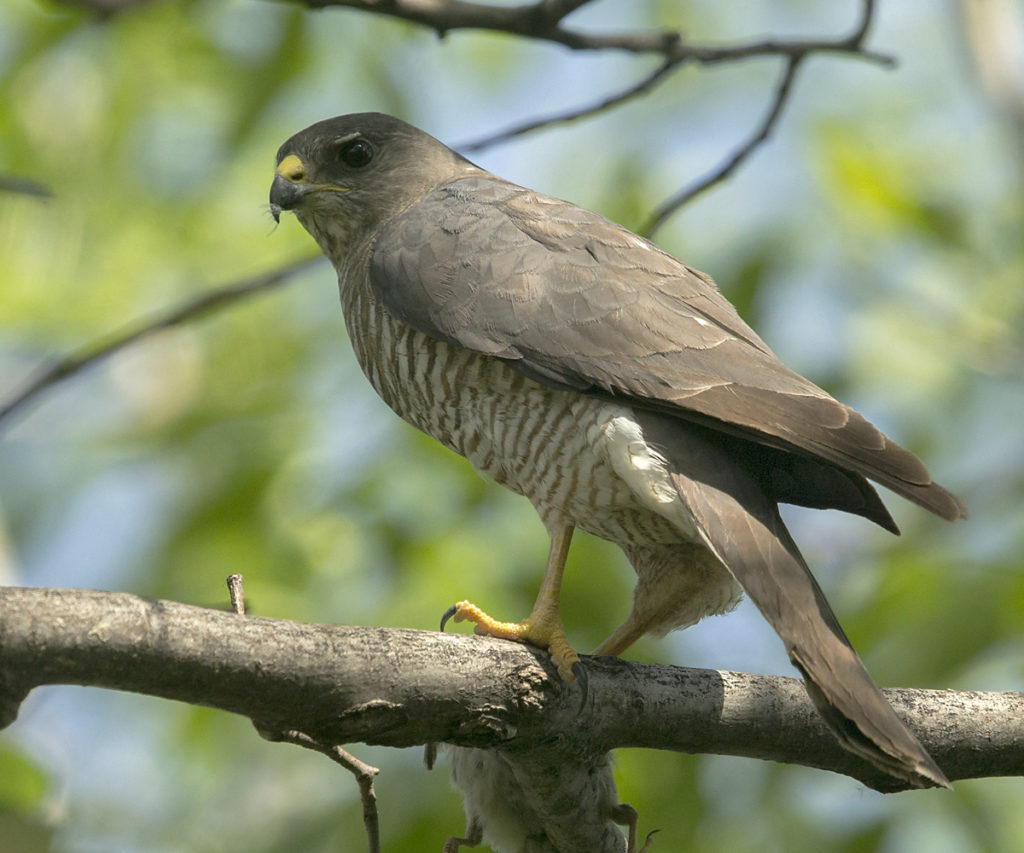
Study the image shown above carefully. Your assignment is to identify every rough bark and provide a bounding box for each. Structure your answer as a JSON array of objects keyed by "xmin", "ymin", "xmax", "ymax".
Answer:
[{"xmin": 1, "ymin": 586, "xmax": 1019, "ymax": 786}]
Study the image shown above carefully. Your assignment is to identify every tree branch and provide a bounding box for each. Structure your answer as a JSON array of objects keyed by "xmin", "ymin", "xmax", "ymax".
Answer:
[
  {"xmin": 226, "ymin": 573, "xmax": 383, "ymax": 851},
  {"xmin": 264, "ymin": 729, "xmax": 382, "ymax": 853},
  {"xmin": 1, "ymin": 587, "xmax": 1019, "ymax": 786},
  {"xmin": 0, "ymin": 174, "xmax": 54, "ymax": 198},
  {"xmin": 0, "ymin": 5, "xmax": 896, "ymax": 433},
  {"xmin": 0, "ymin": 255, "xmax": 324, "ymax": 431},
  {"xmin": 458, "ymin": 57, "xmax": 679, "ymax": 152},
  {"xmin": 641, "ymin": 54, "xmax": 804, "ymax": 237},
  {"xmin": 2, "ymin": 586, "xmax": 1019, "ymax": 851},
  {"xmin": 326, "ymin": 0, "xmax": 892, "ymax": 237},
  {"xmin": 306, "ymin": 0, "xmax": 894, "ymax": 64},
  {"xmin": 637, "ymin": 0, "xmax": 886, "ymax": 235}
]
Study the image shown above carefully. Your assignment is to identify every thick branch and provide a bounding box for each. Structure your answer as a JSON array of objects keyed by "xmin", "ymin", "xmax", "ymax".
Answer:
[{"xmin": 1, "ymin": 587, "xmax": 1020, "ymax": 793}]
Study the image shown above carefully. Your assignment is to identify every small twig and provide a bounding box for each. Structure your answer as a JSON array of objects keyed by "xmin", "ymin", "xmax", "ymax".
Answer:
[
  {"xmin": 852, "ymin": 0, "xmax": 879, "ymax": 46},
  {"xmin": 434, "ymin": 0, "xmax": 889, "ymax": 235},
  {"xmin": 0, "ymin": 174, "xmax": 54, "ymax": 198},
  {"xmin": 540, "ymin": 0, "xmax": 592, "ymax": 21},
  {"xmin": 459, "ymin": 57, "xmax": 679, "ymax": 152},
  {"xmin": 0, "ymin": 254, "xmax": 323, "ymax": 430},
  {"xmin": 227, "ymin": 576, "xmax": 381, "ymax": 850},
  {"xmin": 52, "ymin": 0, "xmax": 154, "ymax": 16},
  {"xmin": 636, "ymin": 0, "xmax": 883, "ymax": 234},
  {"xmin": 265, "ymin": 730, "xmax": 381, "ymax": 853},
  {"xmin": 0, "ymin": 3, "xmax": 890, "ymax": 427},
  {"xmin": 226, "ymin": 574, "xmax": 245, "ymax": 616},
  {"xmin": 640, "ymin": 54, "xmax": 805, "ymax": 237},
  {"xmin": 317, "ymin": 0, "xmax": 890, "ymax": 235}
]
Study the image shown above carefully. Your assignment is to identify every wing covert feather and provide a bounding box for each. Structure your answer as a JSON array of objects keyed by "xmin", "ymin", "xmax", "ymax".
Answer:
[{"xmin": 369, "ymin": 176, "xmax": 965, "ymax": 521}]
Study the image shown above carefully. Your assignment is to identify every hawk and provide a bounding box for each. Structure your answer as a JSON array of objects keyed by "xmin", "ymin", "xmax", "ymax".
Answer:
[{"xmin": 269, "ymin": 113, "xmax": 965, "ymax": 790}]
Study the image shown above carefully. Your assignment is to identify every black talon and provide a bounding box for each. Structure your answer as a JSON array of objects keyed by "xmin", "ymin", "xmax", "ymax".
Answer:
[
  {"xmin": 640, "ymin": 829, "xmax": 661, "ymax": 852},
  {"xmin": 440, "ymin": 604, "xmax": 459, "ymax": 632},
  {"xmin": 571, "ymin": 659, "xmax": 589, "ymax": 710}
]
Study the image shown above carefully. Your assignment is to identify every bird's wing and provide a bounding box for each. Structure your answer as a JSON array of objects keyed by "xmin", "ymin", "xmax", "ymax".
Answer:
[
  {"xmin": 633, "ymin": 411, "xmax": 949, "ymax": 788},
  {"xmin": 369, "ymin": 175, "xmax": 965, "ymax": 522}
]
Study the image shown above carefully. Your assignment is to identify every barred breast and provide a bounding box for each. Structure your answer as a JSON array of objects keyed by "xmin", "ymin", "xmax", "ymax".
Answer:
[
  {"xmin": 337, "ymin": 254, "xmax": 740, "ymax": 641},
  {"xmin": 339, "ymin": 268, "xmax": 692, "ymax": 548}
]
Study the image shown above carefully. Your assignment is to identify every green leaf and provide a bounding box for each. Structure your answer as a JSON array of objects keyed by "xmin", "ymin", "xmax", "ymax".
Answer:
[{"xmin": 0, "ymin": 741, "xmax": 48, "ymax": 812}]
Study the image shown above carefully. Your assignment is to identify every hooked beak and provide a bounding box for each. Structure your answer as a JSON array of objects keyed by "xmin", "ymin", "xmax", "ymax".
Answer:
[{"xmin": 270, "ymin": 154, "xmax": 312, "ymax": 222}]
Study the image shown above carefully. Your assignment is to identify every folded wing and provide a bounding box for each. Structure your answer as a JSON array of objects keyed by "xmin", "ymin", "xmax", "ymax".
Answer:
[{"xmin": 369, "ymin": 175, "xmax": 966, "ymax": 523}]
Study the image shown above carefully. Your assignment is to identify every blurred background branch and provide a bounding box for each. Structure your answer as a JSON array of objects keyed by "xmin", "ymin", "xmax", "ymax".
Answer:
[
  {"xmin": 0, "ymin": 256, "xmax": 322, "ymax": 429},
  {"xmin": 302, "ymin": 0, "xmax": 893, "ymax": 62},
  {"xmin": 0, "ymin": 174, "xmax": 54, "ymax": 198}
]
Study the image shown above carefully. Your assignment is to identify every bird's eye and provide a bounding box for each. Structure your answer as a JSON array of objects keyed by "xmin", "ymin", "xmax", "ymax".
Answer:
[{"xmin": 338, "ymin": 139, "xmax": 373, "ymax": 168}]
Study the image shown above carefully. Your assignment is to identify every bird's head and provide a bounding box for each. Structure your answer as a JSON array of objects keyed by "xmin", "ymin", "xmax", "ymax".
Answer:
[{"xmin": 270, "ymin": 113, "xmax": 476, "ymax": 261}]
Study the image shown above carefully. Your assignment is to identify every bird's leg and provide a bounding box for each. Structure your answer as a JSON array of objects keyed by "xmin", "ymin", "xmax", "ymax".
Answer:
[
  {"xmin": 591, "ymin": 620, "xmax": 646, "ymax": 658},
  {"xmin": 611, "ymin": 803, "xmax": 658, "ymax": 853},
  {"xmin": 444, "ymin": 524, "xmax": 580, "ymax": 681},
  {"xmin": 441, "ymin": 816, "xmax": 482, "ymax": 852}
]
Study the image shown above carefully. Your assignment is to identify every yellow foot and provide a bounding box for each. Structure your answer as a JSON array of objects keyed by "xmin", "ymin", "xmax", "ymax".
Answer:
[{"xmin": 442, "ymin": 600, "xmax": 580, "ymax": 682}]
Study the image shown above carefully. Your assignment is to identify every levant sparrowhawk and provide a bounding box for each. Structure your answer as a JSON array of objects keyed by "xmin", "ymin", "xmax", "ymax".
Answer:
[{"xmin": 269, "ymin": 113, "xmax": 965, "ymax": 790}]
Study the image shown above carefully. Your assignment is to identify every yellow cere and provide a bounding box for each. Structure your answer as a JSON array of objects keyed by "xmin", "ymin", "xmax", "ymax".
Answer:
[{"xmin": 276, "ymin": 154, "xmax": 306, "ymax": 181}]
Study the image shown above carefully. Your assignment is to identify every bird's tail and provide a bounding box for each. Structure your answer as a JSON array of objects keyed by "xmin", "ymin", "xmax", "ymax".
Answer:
[{"xmin": 635, "ymin": 411, "xmax": 949, "ymax": 789}]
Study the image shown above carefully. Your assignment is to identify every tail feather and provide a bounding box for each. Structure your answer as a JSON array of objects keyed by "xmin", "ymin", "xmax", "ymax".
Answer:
[{"xmin": 636, "ymin": 411, "xmax": 949, "ymax": 788}]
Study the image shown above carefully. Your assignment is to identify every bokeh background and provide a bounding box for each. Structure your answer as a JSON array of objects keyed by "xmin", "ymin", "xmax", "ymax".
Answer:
[{"xmin": 1, "ymin": 1, "xmax": 1023, "ymax": 851}]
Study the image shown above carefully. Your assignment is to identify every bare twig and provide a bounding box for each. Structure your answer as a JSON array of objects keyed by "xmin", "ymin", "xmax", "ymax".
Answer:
[
  {"xmin": 0, "ymin": 174, "xmax": 54, "ymax": 198},
  {"xmin": 853, "ymin": 0, "xmax": 881, "ymax": 46},
  {"xmin": 0, "ymin": 255, "xmax": 323, "ymax": 430},
  {"xmin": 427, "ymin": 0, "xmax": 891, "ymax": 237},
  {"xmin": 639, "ymin": 0, "xmax": 884, "ymax": 235},
  {"xmin": 641, "ymin": 54, "xmax": 805, "ymax": 237},
  {"xmin": 224, "ymin": 575, "xmax": 381, "ymax": 851},
  {"xmin": 0, "ymin": 5, "xmax": 892, "ymax": 429},
  {"xmin": 459, "ymin": 57, "xmax": 679, "ymax": 151},
  {"xmin": 226, "ymin": 574, "xmax": 246, "ymax": 616},
  {"xmin": 541, "ymin": 0, "xmax": 592, "ymax": 21},
  {"xmin": 307, "ymin": 0, "xmax": 673, "ymax": 51},
  {"xmin": 309, "ymin": 0, "xmax": 894, "ymax": 64},
  {"xmin": 264, "ymin": 729, "xmax": 381, "ymax": 853}
]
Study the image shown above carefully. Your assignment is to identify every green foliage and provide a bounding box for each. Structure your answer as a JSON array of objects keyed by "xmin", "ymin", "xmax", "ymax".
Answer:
[
  {"xmin": 0, "ymin": 741, "xmax": 48, "ymax": 812},
  {"xmin": 0, "ymin": 742, "xmax": 52, "ymax": 853}
]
